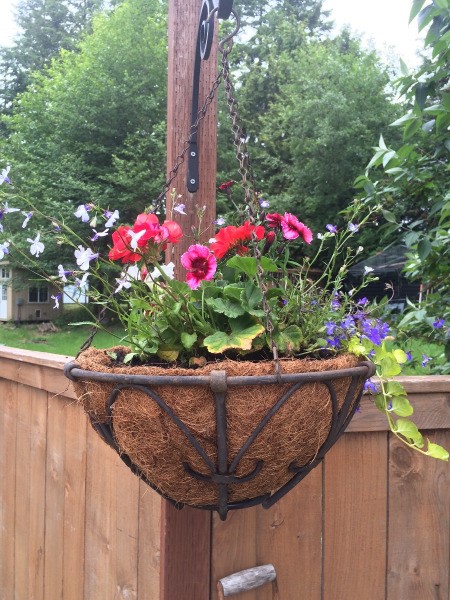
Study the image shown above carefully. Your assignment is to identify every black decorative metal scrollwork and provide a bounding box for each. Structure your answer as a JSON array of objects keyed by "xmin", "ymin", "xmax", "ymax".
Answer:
[
  {"xmin": 187, "ymin": 0, "xmax": 235, "ymax": 192},
  {"xmin": 64, "ymin": 360, "xmax": 375, "ymax": 520}
]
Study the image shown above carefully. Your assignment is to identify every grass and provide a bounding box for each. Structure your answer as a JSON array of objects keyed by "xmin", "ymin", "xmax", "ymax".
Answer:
[{"xmin": 0, "ymin": 321, "xmax": 126, "ymax": 356}]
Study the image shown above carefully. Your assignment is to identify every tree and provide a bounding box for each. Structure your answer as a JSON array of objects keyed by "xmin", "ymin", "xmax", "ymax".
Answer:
[
  {"xmin": 1, "ymin": 0, "xmax": 167, "ymax": 270},
  {"xmin": 0, "ymin": 0, "xmax": 112, "ymax": 113},
  {"xmin": 357, "ymin": 0, "xmax": 450, "ymax": 371}
]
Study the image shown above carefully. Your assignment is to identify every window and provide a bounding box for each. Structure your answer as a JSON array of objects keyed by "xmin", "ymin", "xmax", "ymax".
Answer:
[
  {"xmin": 1, "ymin": 285, "xmax": 7, "ymax": 301},
  {"xmin": 28, "ymin": 286, "xmax": 49, "ymax": 303},
  {"xmin": 1, "ymin": 268, "xmax": 10, "ymax": 279}
]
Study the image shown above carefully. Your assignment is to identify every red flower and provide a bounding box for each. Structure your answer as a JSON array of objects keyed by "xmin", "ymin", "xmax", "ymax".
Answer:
[
  {"xmin": 281, "ymin": 213, "xmax": 313, "ymax": 243},
  {"xmin": 265, "ymin": 213, "xmax": 283, "ymax": 228},
  {"xmin": 108, "ymin": 226, "xmax": 142, "ymax": 263},
  {"xmin": 161, "ymin": 220, "xmax": 183, "ymax": 244},
  {"xmin": 218, "ymin": 180, "xmax": 234, "ymax": 191},
  {"xmin": 181, "ymin": 244, "xmax": 217, "ymax": 289},
  {"xmin": 210, "ymin": 221, "xmax": 265, "ymax": 259}
]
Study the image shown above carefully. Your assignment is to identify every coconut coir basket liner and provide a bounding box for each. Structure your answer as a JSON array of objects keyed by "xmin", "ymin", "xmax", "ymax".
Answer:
[{"xmin": 73, "ymin": 346, "xmax": 365, "ymax": 506}]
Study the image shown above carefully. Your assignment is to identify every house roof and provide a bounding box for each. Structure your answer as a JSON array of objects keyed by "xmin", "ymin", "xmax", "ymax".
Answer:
[{"xmin": 348, "ymin": 245, "xmax": 409, "ymax": 276}]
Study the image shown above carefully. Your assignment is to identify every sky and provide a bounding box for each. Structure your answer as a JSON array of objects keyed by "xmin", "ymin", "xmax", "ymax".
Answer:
[{"xmin": 0, "ymin": 0, "xmax": 424, "ymax": 66}]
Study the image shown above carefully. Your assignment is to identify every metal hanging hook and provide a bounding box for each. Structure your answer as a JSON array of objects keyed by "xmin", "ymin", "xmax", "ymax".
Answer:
[{"xmin": 187, "ymin": 0, "xmax": 238, "ymax": 193}]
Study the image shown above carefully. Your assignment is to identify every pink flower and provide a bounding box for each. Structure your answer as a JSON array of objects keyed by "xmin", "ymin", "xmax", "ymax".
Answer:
[
  {"xmin": 281, "ymin": 213, "xmax": 313, "ymax": 243},
  {"xmin": 181, "ymin": 244, "xmax": 217, "ymax": 289}
]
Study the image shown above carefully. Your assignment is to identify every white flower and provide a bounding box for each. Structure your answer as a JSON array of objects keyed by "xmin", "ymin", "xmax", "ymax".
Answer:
[
  {"xmin": 208, "ymin": 237, "xmax": 217, "ymax": 244},
  {"xmin": 173, "ymin": 203, "xmax": 186, "ymax": 215},
  {"xmin": 27, "ymin": 233, "xmax": 45, "ymax": 257},
  {"xmin": 115, "ymin": 264, "xmax": 141, "ymax": 293},
  {"xmin": 364, "ymin": 266, "xmax": 374, "ymax": 275},
  {"xmin": 91, "ymin": 228, "xmax": 109, "ymax": 241},
  {"xmin": 58, "ymin": 264, "xmax": 69, "ymax": 282},
  {"xmin": 1, "ymin": 202, "xmax": 20, "ymax": 214},
  {"xmin": 128, "ymin": 229, "xmax": 146, "ymax": 251},
  {"xmin": 51, "ymin": 293, "xmax": 62, "ymax": 309},
  {"xmin": 356, "ymin": 246, "xmax": 364, "ymax": 255},
  {"xmin": 0, "ymin": 166, "xmax": 11, "ymax": 185},
  {"xmin": 75, "ymin": 273, "xmax": 89, "ymax": 289},
  {"xmin": 104, "ymin": 209, "xmax": 119, "ymax": 228},
  {"xmin": 74, "ymin": 204, "xmax": 90, "ymax": 222},
  {"xmin": 74, "ymin": 245, "xmax": 99, "ymax": 271},
  {"xmin": 0, "ymin": 241, "xmax": 10, "ymax": 259},
  {"xmin": 21, "ymin": 211, "xmax": 33, "ymax": 228}
]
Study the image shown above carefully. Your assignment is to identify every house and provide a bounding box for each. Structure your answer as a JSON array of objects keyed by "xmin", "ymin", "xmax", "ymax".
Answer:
[
  {"xmin": 0, "ymin": 263, "xmax": 63, "ymax": 322},
  {"xmin": 346, "ymin": 244, "xmax": 420, "ymax": 311}
]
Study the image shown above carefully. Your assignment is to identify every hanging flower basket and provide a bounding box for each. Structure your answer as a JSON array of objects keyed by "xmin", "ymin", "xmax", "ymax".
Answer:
[{"xmin": 65, "ymin": 347, "xmax": 374, "ymax": 519}]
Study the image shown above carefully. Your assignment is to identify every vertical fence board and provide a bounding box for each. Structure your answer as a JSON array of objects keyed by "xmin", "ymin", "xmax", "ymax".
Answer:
[
  {"xmin": 44, "ymin": 393, "xmax": 67, "ymax": 600},
  {"xmin": 62, "ymin": 399, "xmax": 87, "ymax": 600},
  {"xmin": 387, "ymin": 430, "xmax": 450, "ymax": 600},
  {"xmin": 137, "ymin": 482, "xmax": 161, "ymax": 600},
  {"xmin": 0, "ymin": 380, "xmax": 17, "ymax": 600},
  {"xmin": 84, "ymin": 425, "xmax": 140, "ymax": 599},
  {"xmin": 323, "ymin": 432, "xmax": 389, "ymax": 600},
  {"xmin": 14, "ymin": 386, "xmax": 47, "ymax": 600}
]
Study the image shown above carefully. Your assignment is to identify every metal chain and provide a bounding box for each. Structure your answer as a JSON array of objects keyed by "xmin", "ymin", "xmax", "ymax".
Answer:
[{"xmin": 219, "ymin": 39, "xmax": 281, "ymax": 373}]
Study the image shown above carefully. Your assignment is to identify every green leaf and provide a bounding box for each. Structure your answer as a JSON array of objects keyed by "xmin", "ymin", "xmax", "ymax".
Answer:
[
  {"xmin": 415, "ymin": 82, "xmax": 429, "ymax": 109},
  {"xmin": 223, "ymin": 284, "xmax": 244, "ymax": 301},
  {"xmin": 393, "ymin": 349, "xmax": 408, "ymax": 364},
  {"xmin": 386, "ymin": 381, "xmax": 407, "ymax": 396},
  {"xmin": 379, "ymin": 356, "xmax": 402, "ymax": 377},
  {"xmin": 242, "ymin": 282, "xmax": 263, "ymax": 309},
  {"xmin": 206, "ymin": 297, "xmax": 245, "ymax": 318},
  {"xmin": 382, "ymin": 209, "xmax": 398, "ymax": 224},
  {"xmin": 409, "ymin": 0, "xmax": 426, "ymax": 23},
  {"xmin": 259, "ymin": 256, "xmax": 279, "ymax": 272},
  {"xmin": 275, "ymin": 325, "xmax": 303, "ymax": 354},
  {"xmin": 425, "ymin": 440, "xmax": 449, "ymax": 461},
  {"xmin": 394, "ymin": 419, "xmax": 424, "ymax": 444},
  {"xmin": 417, "ymin": 4, "xmax": 434, "ymax": 31},
  {"xmin": 226, "ymin": 256, "xmax": 258, "ymax": 277},
  {"xmin": 389, "ymin": 396, "xmax": 414, "ymax": 417},
  {"xmin": 417, "ymin": 237, "xmax": 432, "ymax": 260},
  {"xmin": 181, "ymin": 331, "xmax": 197, "ymax": 350},
  {"xmin": 203, "ymin": 323, "xmax": 265, "ymax": 353}
]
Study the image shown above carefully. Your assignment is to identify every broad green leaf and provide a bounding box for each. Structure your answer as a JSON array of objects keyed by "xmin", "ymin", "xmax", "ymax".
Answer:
[
  {"xmin": 386, "ymin": 381, "xmax": 407, "ymax": 396},
  {"xmin": 226, "ymin": 255, "xmax": 258, "ymax": 277},
  {"xmin": 380, "ymin": 355, "xmax": 402, "ymax": 377},
  {"xmin": 389, "ymin": 396, "xmax": 414, "ymax": 417},
  {"xmin": 259, "ymin": 256, "xmax": 279, "ymax": 272},
  {"xmin": 181, "ymin": 331, "xmax": 197, "ymax": 350},
  {"xmin": 374, "ymin": 394, "xmax": 385, "ymax": 411},
  {"xmin": 157, "ymin": 349, "xmax": 179, "ymax": 362},
  {"xmin": 415, "ymin": 82, "xmax": 429, "ymax": 109},
  {"xmin": 242, "ymin": 282, "xmax": 263, "ymax": 309},
  {"xmin": 266, "ymin": 287, "xmax": 284, "ymax": 300},
  {"xmin": 417, "ymin": 4, "xmax": 434, "ymax": 31},
  {"xmin": 394, "ymin": 419, "xmax": 423, "ymax": 444},
  {"xmin": 203, "ymin": 324, "xmax": 265, "ymax": 353},
  {"xmin": 393, "ymin": 349, "xmax": 408, "ymax": 364},
  {"xmin": 275, "ymin": 325, "xmax": 303, "ymax": 353},
  {"xmin": 382, "ymin": 209, "xmax": 397, "ymax": 224},
  {"xmin": 426, "ymin": 441, "xmax": 449, "ymax": 461},
  {"xmin": 417, "ymin": 237, "xmax": 432, "ymax": 260},
  {"xmin": 409, "ymin": 0, "xmax": 426, "ymax": 23},
  {"xmin": 206, "ymin": 297, "xmax": 245, "ymax": 318},
  {"xmin": 382, "ymin": 150, "xmax": 397, "ymax": 167},
  {"xmin": 223, "ymin": 284, "xmax": 244, "ymax": 301}
]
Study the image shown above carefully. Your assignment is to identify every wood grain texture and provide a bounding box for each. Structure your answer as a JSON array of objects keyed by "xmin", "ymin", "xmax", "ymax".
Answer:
[
  {"xmin": 323, "ymin": 432, "xmax": 389, "ymax": 600},
  {"xmin": 211, "ymin": 466, "xmax": 323, "ymax": 600},
  {"xmin": 387, "ymin": 430, "xmax": 450, "ymax": 600},
  {"xmin": 14, "ymin": 385, "xmax": 47, "ymax": 600},
  {"xmin": 137, "ymin": 481, "xmax": 161, "ymax": 600},
  {"xmin": 0, "ymin": 379, "xmax": 17, "ymax": 600}
]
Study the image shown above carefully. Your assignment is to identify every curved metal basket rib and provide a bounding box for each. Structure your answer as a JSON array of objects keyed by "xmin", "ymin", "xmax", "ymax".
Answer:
[{"xmin": 65, "ymin": 360, "xmax": 375, "ymax": 520}]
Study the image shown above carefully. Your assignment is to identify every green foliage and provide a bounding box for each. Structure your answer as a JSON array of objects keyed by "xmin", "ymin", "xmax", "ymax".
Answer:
[
  {"xmin": 358, "ymin": 1, "xmax": 450, "ymax": 367},
  {"xmin": 1, "ymin": 0, "xmax": 167, "ymax": 270}
]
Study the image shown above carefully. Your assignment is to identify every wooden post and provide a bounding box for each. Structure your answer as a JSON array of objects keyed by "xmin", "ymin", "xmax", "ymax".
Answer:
[{"xmin": 160, "ymin": 2, "xmax": 218, "ymax": 599}]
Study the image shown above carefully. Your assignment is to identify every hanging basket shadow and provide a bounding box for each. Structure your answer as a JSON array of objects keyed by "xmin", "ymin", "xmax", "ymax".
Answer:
[{"xmin": 65, "ymin": 347, "xmax": 375, "ymax": 520}]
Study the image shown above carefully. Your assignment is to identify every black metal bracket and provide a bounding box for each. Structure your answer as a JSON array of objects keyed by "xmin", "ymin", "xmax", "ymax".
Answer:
[{"xmin": 187, "ymin": 0, "xmax": 235, "ymax": 193}]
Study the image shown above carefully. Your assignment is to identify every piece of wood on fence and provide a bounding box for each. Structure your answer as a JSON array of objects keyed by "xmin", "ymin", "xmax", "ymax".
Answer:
[
  {"xmin": 0, "ymin": 380, "xmax": 18, "ymax": 598},
  {"xmin": 14, "ymin": 385, "xmax": 47, "ymax": 600},
  {"xmin": 62, "ymin": 397, "xmax": 87, "ymax": 600},
  {"xmin": 255, "ymin": 465, "xmax": 323, "ymax": 600},
  {"xmin": 323, "ymin": 431, "xmax": 389, "ymax": 599},
  {"xmin": 387, "ymin": 429, "xmax": 450, "ymax": 599},
  {"xmin": 44, "ymin": 391, "xmax": 67, "ymax": 600},
  {"xmin": 137, "ymin": 480, "xmax": 162, "ymax": 600},
  {"xmin": 84, "ymin": 423, "xmax": 140, "ymax": 600},
  {"xmin": 217, "ymin": 564, "xmax": 277, "ymax": 598}
]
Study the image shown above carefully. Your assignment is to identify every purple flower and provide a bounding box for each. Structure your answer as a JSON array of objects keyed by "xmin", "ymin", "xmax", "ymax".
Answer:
[
  {"xmin": 363, "ymin": 379, "xmax": 379, "ymax": 394},
  {"xmin": 361, "ymin": 318, "xmax": 389, "ymax": 346},
  {"xmin": 74, "ymin": 245, "xmax": 99, "ymax": 271},
  {"xmin": 21, "ymin": 211, "xmax": 33, "ymax": 228},
  {"xmin": 259, "ymin": 199, "xmax": 270, "ymax": 209},
  {"xmin": 327, "ymin": 336, "xmax": 342, "ymax": 348},
  {"xmin": 57, "ymin": 264, "xmax": 72, "ymax": 282},
  {"xmin": 432, "ymin": 318, "xmax": 445, "ymax": 329},
  {"xmin": 325, "ymin": 321, "xmax": 337, "ymax": 335},
  {"xmin": 340, "ymin": 315, "xmax": 356, "ymax": 331},
  {"xmin": 0, "ymin": 241, "xmax": 10, "ymax": 259},
  {"xmin": 348, "ymin": 222, "xmax": 359, "ymax": 233},
  {"xmin": 357, "ymin": 297, "xmax": 369, "ymax": 306},
  {"xmin": 215, "ymin": 216, "xmax": 226, "ymax": 226},
  {"xmin": 173, "ymin": 203, "xmax": 186, "ymax": 215},
  {"xmin": 104, "ymin": 209, "xmax": 119, "ymax": 228},
  {"xmin": 326, "ymin": 224, "xmax": 338, "ymax": 234},
  {"xmin": 51, "ymin": 293, "xmax": 62, "ymax": 309},
  {"xmin": 421, "ymin": 354, "xmax": 431, "ymax": 368},
  {"xmin": 405, "ymin": 351, "xmax": 413, "ymax": 361}
]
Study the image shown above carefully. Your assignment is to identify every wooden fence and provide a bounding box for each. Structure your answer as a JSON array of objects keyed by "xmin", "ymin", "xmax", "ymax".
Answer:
[{"xmin": 0, "ymin": 346, "xmax": 449, "ymax": 600}]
